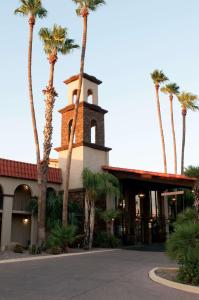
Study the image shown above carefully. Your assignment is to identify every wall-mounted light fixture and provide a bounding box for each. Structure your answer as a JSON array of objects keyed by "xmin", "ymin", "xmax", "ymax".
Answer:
[{"xmin": 22, "ymin": 218, "xmax": 29, "ymax": 225}]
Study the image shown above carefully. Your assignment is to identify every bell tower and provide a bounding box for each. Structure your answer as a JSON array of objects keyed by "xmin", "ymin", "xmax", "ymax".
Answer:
[{"xmin": 55, "ymin": 73, "xmax": 111, "ymax": 190}]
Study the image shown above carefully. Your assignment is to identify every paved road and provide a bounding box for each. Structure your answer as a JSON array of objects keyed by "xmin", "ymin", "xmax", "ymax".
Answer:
[{"xmin": 0, "ymin": 248, "xmax": 198, "ymax": 300}]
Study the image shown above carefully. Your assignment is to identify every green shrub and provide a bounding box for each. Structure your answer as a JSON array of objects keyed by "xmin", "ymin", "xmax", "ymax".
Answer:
[
  {"xmin": 13, "ymin": 243, "xmax": 24, "ymax": 253},
  {"xmin": 166, "ymin": 208, "xmax": 199, "ymax": 285},
  {"xmin": 49, "ymin": 246, "xmax": 62, "ymax": 255},
  {"xmin": 95, "ymin": 231, "xmax": 121, "ymax": 248},
  {"xmin": 47, "ymin": 225, "xmax": 77, "ymax": 253}
]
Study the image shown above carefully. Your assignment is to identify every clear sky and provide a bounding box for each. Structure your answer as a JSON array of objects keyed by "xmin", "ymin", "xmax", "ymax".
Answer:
[{"xmin": 1, "ymin": 0, "xmax": 199, "ymax": 174}]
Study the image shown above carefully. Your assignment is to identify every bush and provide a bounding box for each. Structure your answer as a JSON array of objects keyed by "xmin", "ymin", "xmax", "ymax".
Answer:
[
  {"xmin": 166, "ymin": 208, "xmax": 199, "ymax": 285},
  {"xmin": 13, "ymin": 243, "xmax": 24, "ymax": 253},
  {"xmin": 95, "ymin": 232, "xmax": 121, "ymax": 248},
  {"xmin": 48, "ymin": 246, "xmax": 62, "ymax": 255},
  {"xmin": 47, "ymin": 225, "xmax": 77, "ymax": 253}
]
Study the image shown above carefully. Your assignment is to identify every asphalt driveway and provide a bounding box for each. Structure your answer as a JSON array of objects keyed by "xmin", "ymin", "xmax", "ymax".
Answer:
[{"xmin": 0, "ymin": 248, "xmax": 198, "ymax": 300}]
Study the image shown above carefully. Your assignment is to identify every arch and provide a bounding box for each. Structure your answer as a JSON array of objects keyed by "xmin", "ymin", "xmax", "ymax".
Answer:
[
  {"xmin": 0, "ymin": 185, "xmax": 3, "ymax": 210},
  {"xmin": 87, "ymin": 89, "xmax": 94, "ymax": 104},
  {"xmin": 72, "ymin": 89, "xmax": 78, "ymax": 104},
  {"xmin": 68, "ymin": 119, "xmax": 76, "ymax": 143},
  {"xmin": 13, "ymin": 184, "xmax": 32, "ymax": 212},
  {"xmin": 91, "ymin": 119, "xmax": 97, "ymax": 144}
]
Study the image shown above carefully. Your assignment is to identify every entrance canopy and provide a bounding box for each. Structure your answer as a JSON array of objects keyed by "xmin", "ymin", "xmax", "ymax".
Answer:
[{"xmin": 102, "ymin": 166, "xmax": 196, "ymax": 190}]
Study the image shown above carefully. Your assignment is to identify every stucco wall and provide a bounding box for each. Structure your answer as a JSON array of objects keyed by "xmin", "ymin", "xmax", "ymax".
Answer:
[
  {"xmin": 58, "ymin": 147, "xmax": 84, "ymax": 190},
  {"xmin": 0, "ymin": 177, "xmax": 60, "ymax": 196},
  {"xmin": 67, "ymin": 78, "xmax": 98, "ymax": 105},
  {"xmin": 58, "ymin": 146, "xmax": 109, "ymax": 190}
]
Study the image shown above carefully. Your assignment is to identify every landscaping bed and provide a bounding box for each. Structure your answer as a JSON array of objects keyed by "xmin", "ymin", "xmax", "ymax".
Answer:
[{"xmin": 155, "ymin": 267, "xmax": 178, "ymax": 282}]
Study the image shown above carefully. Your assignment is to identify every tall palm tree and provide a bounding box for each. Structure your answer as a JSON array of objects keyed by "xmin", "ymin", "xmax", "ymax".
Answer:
[
  {"xmin": 82, "ymin": 168, "xmax": 120, "ymax": 249},
  {"xmin": 177, "ymin": 92, "xmax": 199, "ymax": 175},
  {"xmin": 151, "ymin": 70, "xmax": 168, "ymax": 173},
  {"xmin": 161, "ymin": 83, "xmax": 180, "ymax": 174},
  {"xmin": 38, "ymin": 25, "xmax": 78, "ymax": 245},
  {"xmin": 15, "ymin": 0, "xmax": 47, "ymax": 187},
  {"xmin": 62, "ymin": 0, "xmax": 106, "ymax": 226}
]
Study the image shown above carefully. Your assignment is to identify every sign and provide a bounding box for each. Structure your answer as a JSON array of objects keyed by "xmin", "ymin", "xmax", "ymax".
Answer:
[{"xmin": 161, "ymin": 191, "xmax": 184, "ymax": 197}]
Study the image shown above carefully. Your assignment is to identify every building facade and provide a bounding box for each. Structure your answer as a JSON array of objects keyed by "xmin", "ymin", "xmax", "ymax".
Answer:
[{"xmin": 0, "ymin": 73, "xmax": 196, "ymax": 250}]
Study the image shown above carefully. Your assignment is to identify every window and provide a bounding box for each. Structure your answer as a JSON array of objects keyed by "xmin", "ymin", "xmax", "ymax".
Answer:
[
  {"xmin": 91, "ymin": 120, "xmax": 97, "ymax": 144},
  {"xmin": 72, "ymin": 89, "xmax": 78, "ymax": 104},
  {"xmin": 68, "ymin": 119, "xmax": 76, "ymax": 143},
  {"xmin": 87, "ymin": 89, "xmax": 93, "ymax": 104}
]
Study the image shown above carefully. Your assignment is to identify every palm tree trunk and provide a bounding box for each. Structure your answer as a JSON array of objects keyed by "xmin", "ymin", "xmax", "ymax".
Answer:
[
  {"xmin": 62, "ymin": 15, "xmax": 88, "ymax": 226},
  {"xmin": 37, "ymin": 61, "xmax": 57, "ymax": 245},
  {"xmin": 84, "ymin": 193, "xmax": 90, "ymax": 249},
  {"xmin": 181, "ymin": 108, "xmax": 187, "ymax": 175},
  {"xmin": 155, "ymin": 84, "xmax": 167, "ymax": 173},
  {"xmin": 170, "ymin": 95, "xmax": 177, "ymax": 174},
  {"xmin": 28, "ymin": 18, "xmax": 42, "ymax": 184},
  {"xmin": 88, "ymin": 200, "xmax": 95, "ymax": 250}
]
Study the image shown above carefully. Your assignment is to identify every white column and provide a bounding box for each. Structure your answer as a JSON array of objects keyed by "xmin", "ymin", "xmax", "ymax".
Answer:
[{"xmin": 1, "ymin": 196, "xmax": 13, "ymax": 251}]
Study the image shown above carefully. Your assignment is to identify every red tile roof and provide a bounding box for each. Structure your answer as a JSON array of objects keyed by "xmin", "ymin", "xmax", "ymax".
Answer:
[
  {"xmin": 0, "ymin": 158, "xmax": 62, "ymax": 184},
  {"xmin": 102, "ymin": 166, "xmax": 196, "ymax": 183}
]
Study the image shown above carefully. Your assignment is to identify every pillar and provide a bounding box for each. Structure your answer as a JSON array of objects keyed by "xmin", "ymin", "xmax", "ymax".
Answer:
[{"xmin": 1, "ymin": 196, "xmax": 13, "ymax": 251}]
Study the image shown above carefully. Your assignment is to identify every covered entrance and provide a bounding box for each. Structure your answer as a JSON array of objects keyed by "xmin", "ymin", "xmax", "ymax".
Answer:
[{"xmin": 103, "ymin": 166, "xmax": 196, "ymax": 245}]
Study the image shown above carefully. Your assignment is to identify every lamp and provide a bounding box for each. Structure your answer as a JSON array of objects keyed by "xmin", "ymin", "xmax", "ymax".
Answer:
[{"xmin": 22, "ymin": 218, "xmax": 29, "ymax": 225}]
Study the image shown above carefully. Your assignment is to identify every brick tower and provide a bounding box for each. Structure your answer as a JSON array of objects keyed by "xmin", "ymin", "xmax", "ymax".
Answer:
[{"xmin": 55, "ymin": 73, "xmax": 111, "ymax": 193}]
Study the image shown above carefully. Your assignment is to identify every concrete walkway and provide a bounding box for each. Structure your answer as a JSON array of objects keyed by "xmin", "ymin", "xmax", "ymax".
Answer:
[{"xmin": 0, "ymin": 248, "xmax": 198, "ymax": 300}]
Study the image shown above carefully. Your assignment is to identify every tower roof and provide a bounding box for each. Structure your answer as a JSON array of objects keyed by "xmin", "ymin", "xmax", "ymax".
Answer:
[{"xmin": 64, "ymin": 73, "xmax": 102, "ymax": 85}]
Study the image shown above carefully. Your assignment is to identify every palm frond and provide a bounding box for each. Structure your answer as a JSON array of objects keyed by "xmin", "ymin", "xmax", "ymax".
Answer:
[
  {"xmin": 15, "ymin": 0, "xmax": 47, "ymax": 18},
  {"xmin": 177, "ymin": 92, "xmax": 199, "ymax": 111},
  {"xmin": 161, "ymin": 82, "xmax": 180, "ymax": 96},
  {"xmin": 39, "ymin": 25, "xmax": 79, "ymax": 57},
  {"xmin": 151, "ymin": 69, "xmax": 168, "ymax": 85},
  {"xmin": 72, "ymin": 0, "xmax": 105, "ymax": 15}
]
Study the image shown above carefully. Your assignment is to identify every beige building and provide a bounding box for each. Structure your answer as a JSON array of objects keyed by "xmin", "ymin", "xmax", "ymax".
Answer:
[
  {"xmin": 0, "ymin": 73, "xmax": 111, "ymax": 250},
  {"xmin": 0, "ymin": 73, "xmax": 196, "ymax": 250}
]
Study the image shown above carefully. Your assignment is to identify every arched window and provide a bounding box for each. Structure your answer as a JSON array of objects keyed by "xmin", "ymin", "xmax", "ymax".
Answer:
[
  {"xmin": 72, "ymin": 89, "xmax": 78, "ymax": 104},
  {"xmin": 87, "ymin": 89, "xmax": 94, "ymax": 104},
  {"xmin": 13, "ymin": 185, "xmax": 32, "ymax": 212},
  {"xmin": 91, "ymin": 120, "xmax": 97, "ymax": 144},
  {"xmin": 0, "ymin": 185, "xmax": 3, "ymax": 210},
  {"xmin": 68, "ymin": 119, "xmax": 76, "ymax": 143}
]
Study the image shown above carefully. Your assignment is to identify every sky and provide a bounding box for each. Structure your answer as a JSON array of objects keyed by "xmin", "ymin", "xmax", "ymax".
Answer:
[{"xmin": 0, "ymin": 0, "xmax": 199, "ymax": 174}]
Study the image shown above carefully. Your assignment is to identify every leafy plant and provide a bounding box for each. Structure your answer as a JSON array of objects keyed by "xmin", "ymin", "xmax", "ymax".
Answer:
[
  {"xmin": 47, "ymin": 225, "xmax": 78, "ymax": 253},
  {"xmin": 100, "ymin": 209, "xmax": 120, "ymax": 222},
  {"xmin": 166, "ymin": 208, "xmax": 199, "ymax": 285},
  {"xmin": 95, "ymin": 231, "xmax": 121, "ymax": 248}
]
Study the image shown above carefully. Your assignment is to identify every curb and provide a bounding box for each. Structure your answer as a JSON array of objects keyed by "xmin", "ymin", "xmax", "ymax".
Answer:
[
  {"xmin": 0, "ymin": 249, "xmax": 118, "ymax": 265},
  {"xmin": 149, "ymin": 267, "xmax": 199, "ymax": 295}
]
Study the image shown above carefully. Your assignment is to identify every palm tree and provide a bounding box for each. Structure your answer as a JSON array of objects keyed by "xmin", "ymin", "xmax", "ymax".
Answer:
[
  {"xmin": 14, "ymin": 0, "xmax": 47, "ymax": 189},
  {"xmin": 177, "ymin": 92, "xmax": 199, "ymax": 175},
  {"xmin": 38, "ymin": 25, "xmax": 78, "ymax": 245},
  {"xmin": 161, "ymin": 83, "xmax": 180, "ymax": 174},
  {"xmin": 82, "ymin": 168, "xmax": 120, "ymax": 249},
  {"xmin": 151, "ymin": 70, "xmax": 168, "ymax": 173},
  {"xmin": 62, "ymin": 0, "xmax": 106, "ymax": 226}
]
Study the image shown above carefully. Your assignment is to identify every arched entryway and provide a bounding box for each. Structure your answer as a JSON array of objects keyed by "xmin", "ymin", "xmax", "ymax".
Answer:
[{"xmin": 11, "ymin": 185, "xmax": 32, "ymax": 247}]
